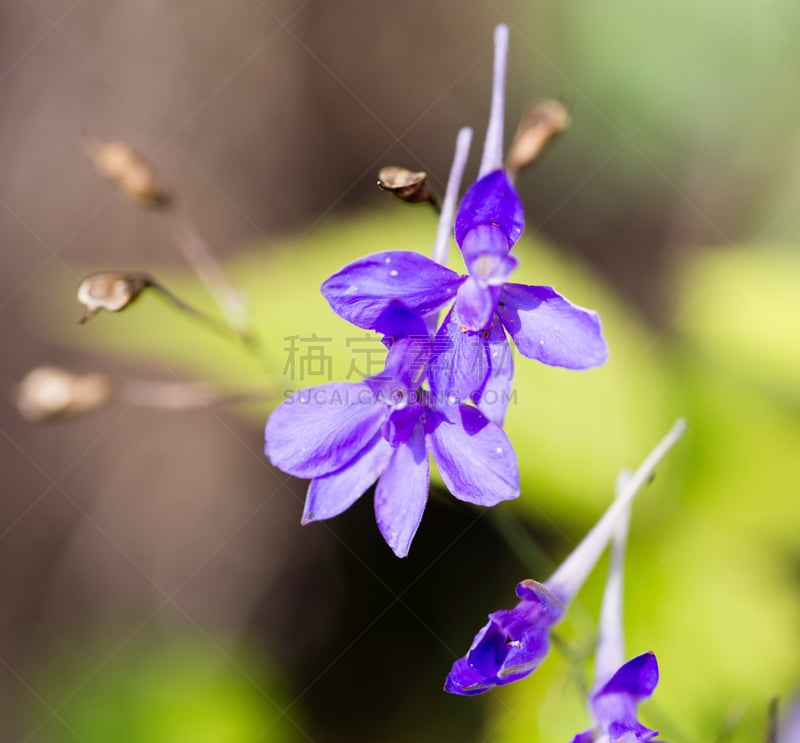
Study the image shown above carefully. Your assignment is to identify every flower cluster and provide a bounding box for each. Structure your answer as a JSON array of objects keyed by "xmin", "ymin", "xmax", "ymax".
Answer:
[{"xmin": 264, "ymin": 24, "xmax": 608, "ymax": 557}]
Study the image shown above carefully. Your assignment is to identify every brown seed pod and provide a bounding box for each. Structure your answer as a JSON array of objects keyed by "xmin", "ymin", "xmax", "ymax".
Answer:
[
  {"xmin": 84, "ymin": 139, "xmax": 171, "ymax": 207},
  {"xmin": 76, "ymin": 271, "xmax": 151, "ymax": 323},
  {"xmin": 13, "ymin": 367, "xmax": 113, "ymax": 422},
  {"xmin": 377, "ymin": 166, "xmax": 439, "ymax": 208},
  {"xmin": 505, "ymin": 99, "xmax": 570, "ymax": 178}
]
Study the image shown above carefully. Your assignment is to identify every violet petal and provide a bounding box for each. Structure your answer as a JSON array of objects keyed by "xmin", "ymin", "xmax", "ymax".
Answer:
[
  {"xmin": 303, "ymin": 434, "xmax": 393, "ymax": 523},
  {"xmin": 453, "ymin": 277, "xmax": 501, "ymax": 331},
  {"xmin": 429, "ymin": 308, "xmax": 490, "ymax": 408},
  {"xmin": 599, "ymin": 652, "xmax": 659, "ymax": 698},
  {"xmin": 497, "ymin": 283, "xmax": 609, "ymax": 369},
  {"xmin": 454, "ymin": 170, "xmax": 524, "ymax": 247},
  {"xmin": 321, "ymin": 251, "xmax": 464, "ymax": 329},
  {"xmin": 444, "ymin": 579, "xmax": 563, "ymax": 696},
  {"xmin": 265, "ymin": 382, "xmax": 384, "ymax": 478},
  {"xmin": 476, "ymin": 320, "xmax": 513, "ymax": 426},
  {"xmin": 444, "ymin": 655, "xmax": 497, "ymax": 696},
  {"xmin": 427, "ymin": 405, "xmax": 518, "ymax": 506},
  {"xmin": 590, "ymin": 653, "xmax": 660, "ymax": 743},
  {"xmin": 461, "ymin": 224, "xmax": 514, "ymax": 264},
  {"xmin": 466, "ymin": 249, "xmax": 519, "ymax": 287},
  {"xmin": 374, "ymin": 422, "xmax": 430, "ymax": 557}
]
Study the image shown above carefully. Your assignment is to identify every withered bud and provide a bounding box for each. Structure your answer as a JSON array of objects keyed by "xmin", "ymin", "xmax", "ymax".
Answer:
[
  {"xmin": 14, "ymin": 367, "xmax": 112, "ymax": 423},
  {"xmin": 77, "ymin": 271, "xmax": 151, "ymax": 323},
  {"xmin": 505, "ymin": 99, "xmax": 571, "ymax": 178},
  {"xmin": 84, "ymin": 139, "xmax": 171, "ymax": 207},
  {"xmin": 377, "ymin": 166, "xmax": 439, "ymax": 209}
]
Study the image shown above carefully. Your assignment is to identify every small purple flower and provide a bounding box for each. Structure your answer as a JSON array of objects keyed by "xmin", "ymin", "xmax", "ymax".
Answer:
[
  {"xmin": 445, "ymin": 579, "xmax": 564, "ymax": 695},
  {"xmin": 265, "ymin": 304, "xmax": 518, "ymax": 558},
  {"xmin": 444, "ymin": 420, "xmax": 686, "ymax": 696},
  {"xmin": 571, "ymin": 652, "xmax": 660, "ymax": 743}
]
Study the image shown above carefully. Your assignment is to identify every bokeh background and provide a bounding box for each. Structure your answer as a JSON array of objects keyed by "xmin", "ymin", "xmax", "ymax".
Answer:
[{"xmin": 2, "ymin": 1, "xmax": 800, "ymax": 741}]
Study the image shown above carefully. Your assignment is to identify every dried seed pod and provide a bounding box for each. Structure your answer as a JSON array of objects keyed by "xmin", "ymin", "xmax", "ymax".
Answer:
[
  {"xmin": 84, "ymin": 139, "xmax": 171, "ymax": 207},
  {"xmin": 14, "ymin": 367, "xmax": 112, "ymax": 422},
  {"xmin": 505, "ymin": 99, "xmax": 570, "ymax": 178},
  {"xmin": 377, "ymin": 166, "xmax": 439, "ymax": 208},
  {"xmin": 77, "ymin": 271, "xmax": 151, "ymax": 323}
]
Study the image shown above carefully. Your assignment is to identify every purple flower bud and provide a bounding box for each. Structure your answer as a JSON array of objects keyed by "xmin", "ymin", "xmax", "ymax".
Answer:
[
  {"xmin": 444, "ymin": 580, "xmax": 564, "ymax": 695},
  {"xmin": 444, "ymin": 420, "xmax": 685, "ymax": 695},
  {"xmin": 571, "ymin": 652, "xmax": 660, "ymax": 743}
]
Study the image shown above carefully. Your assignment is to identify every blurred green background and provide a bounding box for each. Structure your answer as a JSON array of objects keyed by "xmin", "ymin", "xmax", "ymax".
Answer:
[{"xmin": 3, "ymin": 1, "xmax": 800, "ymax": 741}]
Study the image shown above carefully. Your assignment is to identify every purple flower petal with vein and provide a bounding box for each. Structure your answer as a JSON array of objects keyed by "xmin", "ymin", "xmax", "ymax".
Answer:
[
  {"xmin": 265, "ymin": 303, "xmax": 518, "ymax": 558},
  {"xmin": 444, "ymin": 420, "xmax": 686, "ymax": 695}
]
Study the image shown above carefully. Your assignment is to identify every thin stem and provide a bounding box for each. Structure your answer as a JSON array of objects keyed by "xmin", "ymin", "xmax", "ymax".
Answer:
[
  {"xmin": 146, "ymin": 279, "xmax": 236, "ymax": 342},
  {"xmin": 593, "ymin": 470, "xmax": 632, "ymax": 690},
  {"xmin": 117, "ymin": 379, "xmax": 271, "ymax": 410},
  {"xmin": 479, "ymin": 24, "xmax": 509, "ymax": 177},
  {"xmin": 545, "ymin": 418, "xmax": 686, "ymax": 603},
  {"xmin": 431, "ymin": 127, "xmax": 473, "ymax": 266},
  {"xmin": 170, "ymin": 210, "xmax": 252, "ymax": 340}
]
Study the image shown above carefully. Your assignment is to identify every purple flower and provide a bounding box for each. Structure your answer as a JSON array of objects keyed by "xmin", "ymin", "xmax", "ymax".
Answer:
[
  {"xmin": 321, "ymin": 177, "xmax": 607, "ymax": 379},
  {"xmin": 264, "ymin": 304, "xmax": 518, "ymax": 558},
  {"xmin": 444, "ymin": 420, "xmax": 686, "ymax": 696},
  {"xmin": 445, "ymin": 579, "xmax": 564, "ymax": 695},
  {"xmin": 322, "ymin": 24, "xmax": 607, "ymax": 390},
  {"xmin": 571, "ymin": 652, "xmax": 660, "ymax": 743}
]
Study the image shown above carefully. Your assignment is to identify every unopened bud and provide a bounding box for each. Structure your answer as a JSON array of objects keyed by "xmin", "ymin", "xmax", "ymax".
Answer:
[
  {"xmin": 505, "ymin": 99, "xmax": 570, "ymax": 178},
  {"xmin": 85, "ymin": 139, "xmax": 171, "ymax": 207},
  {"xmin": 77, "ymin": 271, "xmax": 151, "ymax": 323},
  {"xmin": 377, "ymin": 167, "xmax": 439, "ymax": 209},
  {"xmin": 14, "ymin": 367, "xmax": 112, "ymax": 422}
]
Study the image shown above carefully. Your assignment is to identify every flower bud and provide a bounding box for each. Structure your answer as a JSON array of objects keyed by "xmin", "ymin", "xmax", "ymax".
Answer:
[
  {"xmin": 84, "ymin": 139, "xmax": 170, "ymax": 207},
  {"xmin": 505, "ymin": 99, "xmax": 570, "ymax": 178},
  {"xmin": 377, "ymin": 167, "xmax": 439, "ymax": 208},
  {"xmin": 14, "ymin": 367, "xmax": 112, "ymax": 422},
  {"xmin": 77, "ymin": 271, "xmax": 150, "ymax": 323}
]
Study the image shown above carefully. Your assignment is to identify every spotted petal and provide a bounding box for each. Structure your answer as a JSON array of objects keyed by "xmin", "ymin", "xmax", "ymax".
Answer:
[
  {"xmin": 497, "ymin": 283, "xmax": 608, "ymax": 369},
  {"xmin": 321, "ymin": 251, "xmax": 464, "ymax": 330}
]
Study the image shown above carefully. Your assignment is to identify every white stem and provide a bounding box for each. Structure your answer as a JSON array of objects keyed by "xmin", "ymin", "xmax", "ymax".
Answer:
[
  {"xmin": 118, "ymin": 379, "xmax": 270, "ymax": 410},
  {"xmin": 593, "ymin": 470, "xmax": 632, "ymax": 690},
  {"xmin": 171, "ymin": 212, "xmax": 250, "ymax": 335},
  {"xmin": 431, "ymin": 127, "xmax": 473, "ymax": 266},
  {"xmin": 479, "ymin": 24, "xmax": 509, "ymax": 177},
  {"xmin": 545, "ymin": 418, "xmax": 686, "ymax": 603}
]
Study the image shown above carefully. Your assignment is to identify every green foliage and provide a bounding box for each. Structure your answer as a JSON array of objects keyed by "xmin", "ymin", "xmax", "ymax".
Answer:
[{"xmin": 30, "ymin": 637, "xmax": 299, "ymax": 743}]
